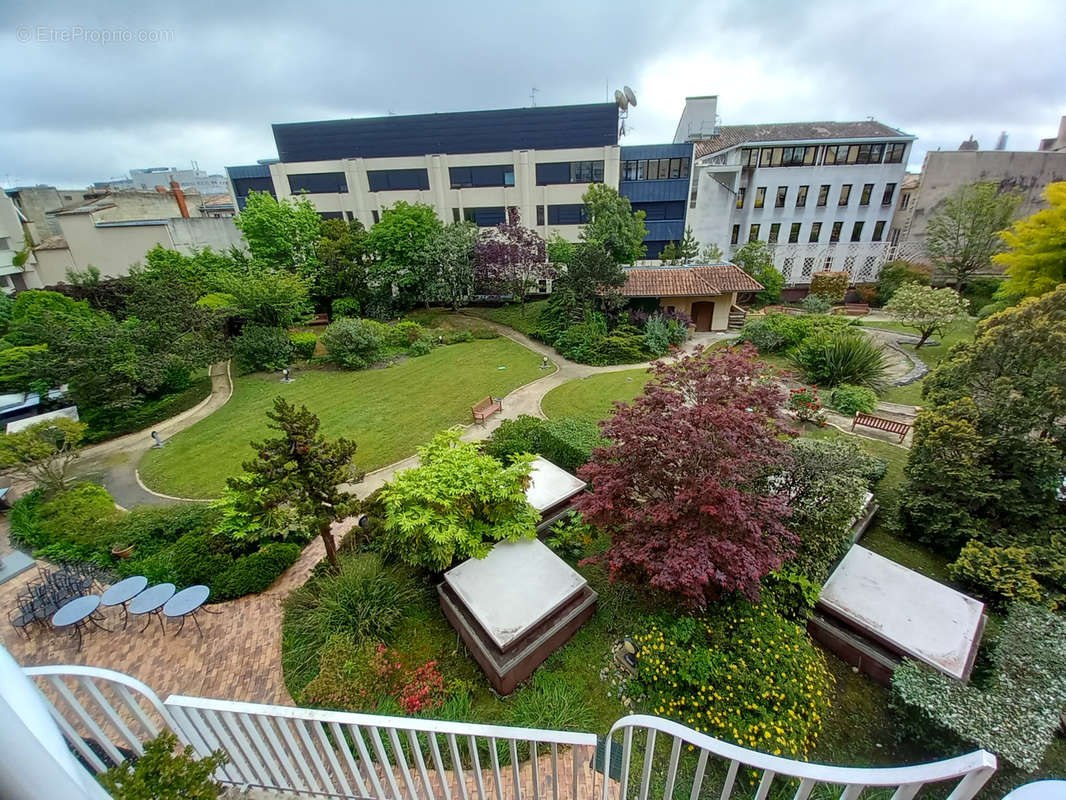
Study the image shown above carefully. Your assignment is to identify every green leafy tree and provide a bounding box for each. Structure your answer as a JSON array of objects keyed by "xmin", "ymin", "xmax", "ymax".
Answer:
[
  {"xmin": 0, "ymin": 344, "xmax": 47, "ymax": 391},
  {"xmin": 422, "ymin": 220, "xmax": 477, "ymax": 309},
  {"xmin": 98, "ymin": 731, "xmax": 226, "ymax": 800},
  {"xmin": 0, "ymin": 417, "xmax": 87, "ymax": 494},
  {"xmin": 227, "ymin": 398, "xmax": 362, "ymax": 569},
  {"xmin": 731, "ymin": 240, "xmax": 783, "ymax": 305},
  {"xmin": 884, "ymin": 283, "xmax": 970, "ymax": 348},
  {"xmin": 138, "ymin": 245, "xmax": 242, "ymax": 295},
  {"xmin": 925, "ymin": 181, "xmax": 1021, "ymax": 291},
  {"xmin": 677, "ymin": 226, "xmax": 701, "ymax": 263},
  {"xmin": 875, "ymin": 260, "xmax": 931, "ymax": 306},
  {"xmin": 900, "ymin": 286, "xmax": 1066, "ymax": 553},
  {"xmin": 659, "ymin": 241, "xmax": 680, "ymax": 265},
  {"xmin": 215, "ymin": 268, "xmax": 311, "ymax": 328},
  {"xmin": 700, "ymin": 242, "xmax": 724, "ymax": 262},
  {"xmin": 379, "ymin": 427, "xmax": 539, "ymax": 571},
  {"xmin": 559, "ymin": 242, "xmax": 626, "ymax": 310},
  {"xmin": 995, "ymin": 181, "xmax": 1066, "ymax": 299},
  {"xmin": 580, "ymin": 183, "xmax": 647, "ymax": 264},
  {"xmin": 4, "ymin": 290, "xmax": 94, "ymax": 346},
  {"xmin": 546, "ymin": 233, "xmax": 576, "ymax": 264},
  {"xmin": 313, "ymin": 218, "xmax": 371, "ymax": 309},
  {"xmin": 365, "ymin": 201, "xmax": 443, "ymax": 302},
  {"xmin": 234, "ymin": 191, "xmax": 322, "ymax": 274}
]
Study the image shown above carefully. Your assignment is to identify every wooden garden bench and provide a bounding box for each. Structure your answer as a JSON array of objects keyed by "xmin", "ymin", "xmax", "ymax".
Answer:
[
  {"xmin": 851, "ymin": 412, "xmax": 911, "ymax": 442},
  {"xmin": 471, "ymin": 396, "xmax": 502, "ymax": 424},
  {"xmin": 834, "ymin": 303, "xmax": 870, "ymax": 316}
]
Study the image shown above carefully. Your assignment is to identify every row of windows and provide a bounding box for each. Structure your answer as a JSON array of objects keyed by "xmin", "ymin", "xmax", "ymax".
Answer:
[
  {"xmin": 288, "ymin": 172, "xmax": 348, "ymax": 194},
  {"xmin": 535, "ymin": 160, "xmax": 605, "ymax": 185},
  {"xmin": 731, "ymin": 219, "xmax": 888, "ymax": 245},
  {"xmin": 367, "ymin": 168, "xmax": 430, "ymax": 192},
  {"xmin": 738, "ymin": 182, "xmax": 897, "ymax": 210},
  {"xmin": 741, "ymin": 142, "xmax": 907, "ymax": 168},
  {"xmin": 620, "ymin": 157, "xmax": 691, "ymax": 182},
  {"xmin": 449, "ymin": 164, "xmax": 515, "ymax": 188}
]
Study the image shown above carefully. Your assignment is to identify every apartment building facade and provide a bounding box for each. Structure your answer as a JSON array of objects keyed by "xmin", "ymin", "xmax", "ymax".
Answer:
[{"xmin": 684, "ymin": 117, "xmax": 915, "ymax": 285}]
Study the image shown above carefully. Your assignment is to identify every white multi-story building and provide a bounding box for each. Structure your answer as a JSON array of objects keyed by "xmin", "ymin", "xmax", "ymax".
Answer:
[
  {"xmin": 678, "ymin": 97, "xmax": 917, "ymax": 285},
  {"xmin": 96, "ymin": 166, "xmax": 231, "ymax": 196},
  {"xmin": 228, "ymin": 104, "xmax": 623, "ymax": 244}
]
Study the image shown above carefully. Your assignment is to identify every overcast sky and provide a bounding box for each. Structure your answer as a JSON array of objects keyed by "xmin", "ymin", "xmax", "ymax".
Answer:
[{"xmin": 3, "ymin": 0, "xmax": 1064, "ymax": 188}]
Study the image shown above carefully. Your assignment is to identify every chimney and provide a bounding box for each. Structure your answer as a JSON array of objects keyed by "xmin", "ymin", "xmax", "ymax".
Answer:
[{"xmin": 170, "ymin": 177, "xmax": 190, "ymax": 218}]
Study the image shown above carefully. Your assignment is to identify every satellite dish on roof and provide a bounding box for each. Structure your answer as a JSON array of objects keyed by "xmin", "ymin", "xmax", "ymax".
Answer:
[
  {"xmin": 623, "ymin": 86, "xmax": 637, "ymax": 107},
  {"xmin": 614, "ymin": 89, "xmax": 628, "ymax": 110}
]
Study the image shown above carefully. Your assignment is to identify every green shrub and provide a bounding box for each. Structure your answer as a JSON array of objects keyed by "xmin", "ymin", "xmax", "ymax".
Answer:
[
  {"xmin": 470, "ymin": 326, "xmax": 498, "ymax": 339},
  {"xmin": 961, "ymin": 277, "xmax": 1003, "ymax": 315},
  {"xmin": 809, "ymin": 271, "xmax": 849, "ymax": 303},
  {"xmin": 875, "ymin": 260, "xmax": 930, "ymax": 306},
  {"xmin": 482, "ymin": 415, "xmax": 542, "ymax": 462},
  {"xmin": 0, "ymin": 344, "xmax": 47, "ymax": 392},
  {"xmin": 195, "ymin": 292, "xmax": 239, "ymax": 312},
  {"xmin": 627, "ymin": 599, "xmax": 834, "ymax": 759},
  {"xmin": 738, "ymin": 312, "xmax": 852, "ymax": 353},
  {"xmin": 212, "ymin": 541, "xmax": 301, "ymax": 601},
  {"xmin": 544, "ymin": 511, "xmax": 596, "ymax": 560},
  {"xmin": 801, "ymin": 293, "xmax": 834, "ymax": 314},
  {"xmin": 508, "ymin": 671, "xmax": 595, "ymax": 732},
  {"xmin": 379, "ymin": 429, "xmax": 539, "ymax": 571},
  {"xmin": 484, "ymin": 415, "xmax": 602, "ymax": 473},
  {"xmin": 590, "ymin": 332, "xmax": 646, "ymax": 365},
  {"xmin": 81, "ymin": 376, "xmax": 212, "ymax": 444},
  {"xmin": 170, "ymin": 533, "xmax": 235, "ymax": 587},
  {"xmin": 321, "ymin": 317, "xmax": 385, "ymax": 369},
  {"xmin": 643, "ymin": 314, "xmax": 672, "ymax": 357},
  {"xmin": 949, "ymin": 540, "xmax": 1045, "ymax": 606},
  {"xmin": 33, "ymin": 483, "xmax": 120, "ymax": 560},
  {"xmin": 787, "ymin": 387, "xmax": 826, "ymax": 426},
  {"xmin": 408, "ymin": 338, "xmax": 432, "ymax": 357},
  {"xmin": 289, "ymin": 331, "xmax": 318, "ymax": 361},
  {"xmin": 8, "ymin": 488, "xmax": 46, "ymax": 549},
  {"xmin": 789, "ymin": 331, "xmax": 888, "ymax": 388},
  {"xmin": 828, "ymin": 383, "xmax": 879, "ymax": 416},
  {"xmin": 107, "ymin": 504, "xmax": 219, "ymax": 554},
  {"xmin": 233, "ymin": 325, "xmax": 293, "ymax": 373},
  {"xmin": 387, "ymin": 320, "xmax": 423, "ymax": 347},
  {"xmin": 98, "ymin": 730, "xmax": 226, "ymax": 800},
  {"xmin": 442, "ymin": 329, "xmax": 474, "ymax": 344},
  {"xmin": 282, "ymin": 553, "xmax": 423, "ymax": 693},
  {"xmin": 331, "ymin": 297, "xmax": 361, "ymax": 318},
  {"xmin": 977, "ymin": 298, "xmax": 1013, "ymax": 319},
  {"xmin": 891, "ymin": 604, "xmax": 1066, "ymax": 770}
]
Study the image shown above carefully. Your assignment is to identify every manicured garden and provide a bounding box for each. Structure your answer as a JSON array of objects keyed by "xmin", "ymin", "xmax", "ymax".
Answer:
[
  {"xmin": 139, "ymin": 337, "xmax": 551, "ymax": 498},
  {"xmin": 859, "ymin": 317, "xmax": 978, "ymax": 405},
  {"xmin": 540, "ymin": 368, "xmax": 650, "ymax": 423},
  {"xmin": 461, "ymin": 300, "xmax": 549, "ymax": 337}
]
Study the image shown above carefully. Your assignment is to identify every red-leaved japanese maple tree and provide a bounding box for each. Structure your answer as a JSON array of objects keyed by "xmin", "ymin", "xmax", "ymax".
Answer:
[
  {"xmin": 473, "ymin": 207, "xmax": 551, "ymax": 313},
  {"xmin": 576, "ymin": 344, "xmax": 796, "ymax": 607}
]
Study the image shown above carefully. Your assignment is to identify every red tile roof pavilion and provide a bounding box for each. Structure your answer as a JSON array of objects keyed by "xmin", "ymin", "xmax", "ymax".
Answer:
[{"xmin": 621, "ymin": 264, "xmax": 763, "ymax": 297}]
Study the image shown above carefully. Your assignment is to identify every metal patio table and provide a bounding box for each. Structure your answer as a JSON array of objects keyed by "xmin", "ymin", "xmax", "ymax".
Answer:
[
  {"xmin": 52, "ymin": 595, "xmax": 108, "ymax": 651},
  {"xmin": 162, "ymin": 585, "xmax": 215, "ymax": 635},
  {"xmin": 100, "ymin": 576, "xmax": 149, "ymax": 628},
  {"xmin": 127, "ymin": 583, "xmax": 176, "ymax": 634}
]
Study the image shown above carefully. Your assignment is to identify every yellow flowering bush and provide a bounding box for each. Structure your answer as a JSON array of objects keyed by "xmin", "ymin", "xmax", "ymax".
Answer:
[{"xmin": 627, "ymin": 599, "xmax": 833, "ymax": 758}]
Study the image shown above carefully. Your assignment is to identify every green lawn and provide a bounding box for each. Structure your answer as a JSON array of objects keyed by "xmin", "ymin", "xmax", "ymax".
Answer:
[
  {"xmin": 139, "ymin": 339, "xmax": 551, "ymax": 498},
  {"xmin": 463, "ymin": 300, "xmax": 549, "ymax": 336},
  {"xmin": 862, "ymin": 318, "xmax": 978, "ymax": 405},
  {"xmin": 540, "ymin": 369, "xmax": 651, "ymax": 423}
]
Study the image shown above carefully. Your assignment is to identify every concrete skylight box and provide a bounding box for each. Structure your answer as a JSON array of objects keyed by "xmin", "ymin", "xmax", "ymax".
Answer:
[
  {"xmin": 812, "ymin": 546, "xmax": 986, "ymax": 683},
  {"xmin": 526, "ymin": 456, "xmax": 587, "ymax": 530},
  {"xmin": 438, "ymin": 539, "xmax": 597, "ymax": 694}
]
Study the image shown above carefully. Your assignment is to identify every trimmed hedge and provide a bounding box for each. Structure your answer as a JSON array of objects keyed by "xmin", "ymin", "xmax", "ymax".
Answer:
[
  {"xmin": 290, "ymin": 331, "xmax": 318, "ymax": 361},
  {"xmin": 809, "ymin": 271, "xmax": 849, "ymax": 303},
  {"xmin": 484, "ymin": 414, "xmax": 603, "ymax": 473},
  {"xmin": 81, "ymin": 375, "xmax": 212, "ymax": 444},
  {"xmin": 212, "ymin": 542, "xmax": 302, "ymax": 601},
  {"xmin": 738, "ymin": 312, "xmax": 853, "ymax": 353},
  {"xmin": 828, "ymin": 383, "xmax": 879, "ymax": 416},
  {"xmin": 321, "ymin": 318, "xmax": 386, "ymax": 369},
  {"xmin": 234, "ymin": 325, "xmax": 293, "ymax": 373}
]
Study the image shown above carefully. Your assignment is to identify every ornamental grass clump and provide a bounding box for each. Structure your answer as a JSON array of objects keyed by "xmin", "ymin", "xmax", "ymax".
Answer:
[
  {"xmin": 626, "ymin": 598, "xmax": 833, "ymax": 759},
  {"xmin": 788, "ymin": 331, "xmax": 888, "ymax": 389}
]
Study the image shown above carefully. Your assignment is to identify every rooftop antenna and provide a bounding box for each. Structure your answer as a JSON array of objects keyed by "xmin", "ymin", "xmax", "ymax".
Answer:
[
  {"xmin": 616, "ymin": 86, "xmax": 637, "ymax": 137},
  {"xmin": 530, "ymin": 87, "xmax": 538, "ymax": 107}
]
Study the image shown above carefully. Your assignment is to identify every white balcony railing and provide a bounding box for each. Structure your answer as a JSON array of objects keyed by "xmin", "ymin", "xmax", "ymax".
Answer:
[{"xmin": 23, "ymin": 664, "xmax": 997, "ymax": 800}]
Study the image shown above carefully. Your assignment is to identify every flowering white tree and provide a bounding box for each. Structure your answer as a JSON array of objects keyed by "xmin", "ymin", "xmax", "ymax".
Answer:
[{"xmin": 885, "ymin": 283, "xmax": 969, "ymax": 348}]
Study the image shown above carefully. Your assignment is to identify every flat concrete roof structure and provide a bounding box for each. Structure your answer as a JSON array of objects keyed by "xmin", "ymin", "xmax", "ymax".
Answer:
[
  {"xmin": 439, "ymin": 539, "xmax": 597, "ymax": 694},
  {"xmin": 819, "ymin": 546, "xmax": 985, "ymax": 680},
  {"xmin": 525, "ymin": 456, "xmax": 587, "ymax": 515}
]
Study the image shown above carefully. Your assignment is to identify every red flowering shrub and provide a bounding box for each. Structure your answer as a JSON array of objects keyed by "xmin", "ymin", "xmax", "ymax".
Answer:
[
  {"xmin": 576, "ymin": 345, "xmax": 796, "ymax": 607},
  {"xmin": 787, "ymin": 387, "xmax": 827, "ymax": 426}
]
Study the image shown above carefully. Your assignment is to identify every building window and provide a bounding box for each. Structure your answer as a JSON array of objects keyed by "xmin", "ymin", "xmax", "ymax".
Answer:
[
  {"xmin": 366, "ymin": 168, "xmax": 430, "ymax": 192},
  {"xmin": 449, "ymin": 165, "xmax": 516, "ymax": 188},
  {"xmin": 775, "ymin": 186, "xmax": 788, "ymax": 208},
  {"xmin": 890, "ymin": 227, "xmax": 901, "ymax": 246},
  {"xmin": 900, "ymin": 192, "xmax": 910, "ymax": 210},
  {"xmin": 736, "ymin": 187, "xmax": 746, "ymax": 209},
  {"xmin": 631, "ymin": 202, "xmax": 684, "ymax": 221},
  {"xmin": 749, "ymin": 224, "xmax": 761, "ymax": 242},
  {"xmin": 872, "ymin": 220, "xmax": 886, "ymax": 241},
  {"xmin": 817, "ymin": 184, "xmax": 830, "ymax": 206},
  {"xmin": 288, "ymin": 172, "xmax": 349, "ymax": 194},
  {"xmin": 882, "ymin": 182, "xmax": 897, "ymax": 206},
  {"xmin": 689, "ymin": 185, "xmax": 698, "ymax": 209},
  {"xmin": 452, "ymin": 208, "xmax": 460, "ymax": 222},
  {"xmin": 830, "ymin": 221, "xmax": 843, "ymax": 242},
  {"xmin": 547, "ymin": 204, "xmax": 588, "ymax": 225},
  {"xmin": 731, "ymin": 224, "xmax": 740, "ymax": 245},
  {"xmin": 824, "ymin": 256, "xmax": 834, "ymax": 270},
  {"xmin": 754, "ymin": 187, "xmax": 766, "ymax": 208},
  {"xmin": 781, "ymin": 145, "xmax": 817, "ymax": 166},
  {"xmin": 536, "ymin": 160, "xmax": 604, "ymax": 185},
  {"xmin": 823, "ymin": 144, "xmax": 850, "ymax": 165},
  {"xmin": 838, "ymin": 185, "xmax": 852, "ymax": 206},
  {"xmin": 884, "ymin": 143, "xmax": 907, "ymax": 163},
  {"xmin": 851, "ymin": 221, "xmax": 864, "ymax": 242},
  {"xmin": 621, "ymin": 157, "xmax": 690, "ymax": 181},
  {"xmin": 742, "ymin": 148, "xmax": 759, "ymax": 167},
  {"xmin": 789, "ymin": 222, "xmax": 801, "ymax": 243},
  {"xmin": 855, "ymin": 143, "xmax": 884, "ymax": 164},
  {"xmin": 796, "ymin": 185, "xmax": 809, "ymax": 207},
  {"xmin": 768, "ymin": 223, "xmax": 781, "ymax": 243},
  {"xmin": 860, "ymin": 183, "xmax": 874, "ymax": 205},
  {"xmin": 463, "ymin": 207, "xmax": 507, "ymax": 226},
  {"xmin": 809, "ymin": 222, "xmax": 822, "ymax": 243},
  {"xmin": 536, "ymin": 205, "xmax": 545, "ymax": 226},
  {"xmin": 371, "ymin": 210, "xmax": 380, "ymax": 224}
]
